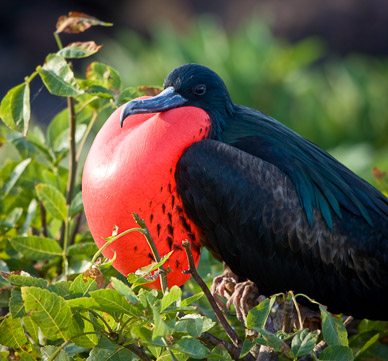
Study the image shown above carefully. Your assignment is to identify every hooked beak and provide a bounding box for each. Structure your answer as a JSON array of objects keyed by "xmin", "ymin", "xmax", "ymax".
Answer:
[{"xmin": 120, "ymin": 86, "xmax": 188, "ymax": 127}]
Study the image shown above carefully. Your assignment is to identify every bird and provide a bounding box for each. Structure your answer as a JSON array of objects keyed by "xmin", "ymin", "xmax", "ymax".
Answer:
[{"xmin": 116, "ymin": 63, "xmax": 388, "ymax": 320}]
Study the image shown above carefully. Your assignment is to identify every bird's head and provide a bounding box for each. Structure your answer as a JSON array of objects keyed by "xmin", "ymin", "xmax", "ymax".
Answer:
[{"xmin": 120, "ymin": 64, "xmax": 235, "ymax": 136}]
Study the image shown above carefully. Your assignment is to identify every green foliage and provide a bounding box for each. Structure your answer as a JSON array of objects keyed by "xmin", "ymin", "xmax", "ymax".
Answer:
[{"xmin": 0, "ymin": 12, "xmax": 387, "ymax": 361}]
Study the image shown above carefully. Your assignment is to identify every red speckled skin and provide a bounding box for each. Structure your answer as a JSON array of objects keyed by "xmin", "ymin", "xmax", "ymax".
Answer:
[{"xmin": 82, "ymin": 98, "xmax": 211, "ymax": 288}]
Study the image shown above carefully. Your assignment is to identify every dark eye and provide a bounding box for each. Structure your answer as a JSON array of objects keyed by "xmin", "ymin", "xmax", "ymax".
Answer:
[{"xmin": 193, "ymin": 84, "xmax": 206, "ymax": 95}]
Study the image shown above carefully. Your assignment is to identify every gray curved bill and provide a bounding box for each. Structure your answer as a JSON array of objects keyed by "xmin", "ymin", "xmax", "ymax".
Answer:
[{"xmin": 120, "ymin": 86, "xmax": 188, "ymax": 127}]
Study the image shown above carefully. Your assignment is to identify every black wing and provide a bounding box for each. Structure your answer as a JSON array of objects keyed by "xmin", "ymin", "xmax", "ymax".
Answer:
[{"xmin": 175, "ymin": 139, "xmax": 388, "ymax": 320}]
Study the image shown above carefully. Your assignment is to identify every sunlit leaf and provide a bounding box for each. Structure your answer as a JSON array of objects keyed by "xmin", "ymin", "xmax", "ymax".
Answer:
[
  {"xmin": 2, "ymin": 158, "xmax": 31, "ymax": 198},
  {"xmin": 10, "ymin": 236, "xmax": 62, "ymax": 260},
  {"xmin": 160, "ymin": 285, "xmax": 181, "ymax": 311},
  {"xmin": 0, "ymin": 82, "xmax": 30, "ymax": 134},
  {"xmin": 36, "ymin": 183, "xmax": 68, "ymax": 221},
  {"xmin": 21, "ymin": 286, "xmax": 71, "ymax": 341},
  {"xmin": 291, "ymin": 329, "xmax": 320, "ymax": 357},
  {"xmin": 246, "ymin": 296, "xmax": 276, "ymax": 331},
  {"xmin": 0, "ymin": 316, "xmax": 27, "ymax": 349},
  {"xmin": 320, "ymin": 306, "xmax": 348, "ymax": 346},
  {"xmin": 69, "ymin": 274, "xmax": 98, "ymax": 298},
  {"xmin": 57, "ymin": 41, "xmax": 103, "ymax": 58},
  {"xmin": 38, "ymin": 54, "xmax": 82, "ymax": 97}
]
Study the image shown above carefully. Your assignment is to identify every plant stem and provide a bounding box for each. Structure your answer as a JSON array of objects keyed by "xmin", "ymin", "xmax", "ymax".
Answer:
[
  {"xmin": 76, "ymin": 110, "xmax": 97, "ymax": 162},
  {"xmin": 53, "ymin": 32, "xmax": 63, "ymax": 50},
  {"xmin": 125, "ymin": 344, "xmax": 152, "ymax": 361},
  {"xmin": 133, "ymin": 213, "xmax": 168, "ymax": 294},
  {"xmin": 182, "ymin": 240, "xmax": 242, "ymax": 348},
  {"xmin": 66, "ymin": 96, "xmax": 77, "ymax": 205}
]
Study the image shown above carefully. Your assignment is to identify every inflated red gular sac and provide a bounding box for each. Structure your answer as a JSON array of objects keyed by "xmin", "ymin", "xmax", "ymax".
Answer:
[{"xmin": 82, "ymin": 96, "xmax": 211, "ymax": 289}]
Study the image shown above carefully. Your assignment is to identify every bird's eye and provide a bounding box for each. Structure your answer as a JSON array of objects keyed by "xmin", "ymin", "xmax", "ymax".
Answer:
[{"xmin": 193, "ymin": 84, "xmax": 206, "ymax": 95}]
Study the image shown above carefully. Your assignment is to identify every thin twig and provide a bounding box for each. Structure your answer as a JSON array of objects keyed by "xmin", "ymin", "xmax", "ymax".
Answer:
[
  {"xmin": 182, "ymin": 240, "xmax": 242, "ymax": 348},
  {"xmin": 66, "ymin": 96, "xmax": 77, "ymax": 205},
  {"xmin": 289, "ymin": 290, "xmax": 303, "ymax": 330},
  {"xmin": 133, "ymin": 213, "xmax": 168, "ymax": 294}
]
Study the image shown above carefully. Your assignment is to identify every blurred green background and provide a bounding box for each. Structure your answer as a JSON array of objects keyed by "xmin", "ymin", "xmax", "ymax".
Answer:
[{"xmin": 1, "ymin": 0, "xmax": 387, "ymax": 183}]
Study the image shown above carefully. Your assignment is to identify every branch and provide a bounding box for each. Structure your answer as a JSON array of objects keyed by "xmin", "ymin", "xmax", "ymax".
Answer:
[
  {"xmin": 66, "ymin": 96, "xmax": 77, "ymax": 205},
  {"xmin": 182, "ymin": 240, "xmax": 242, "ymax": 348},
  {"xmin": 125, "ymin": 344, "xmax": 152, "ymax": 361}
]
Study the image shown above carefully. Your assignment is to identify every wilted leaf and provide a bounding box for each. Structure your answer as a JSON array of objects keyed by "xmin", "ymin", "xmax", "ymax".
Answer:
[
  {"xmin": 137, "ymin": 85, "xmax": 162, "ymax": 96},
  {"xmin": 21, "ymin": 286, "xmax": 71, "ymax": 341},
  {"xmin": 36, "ymin": 183, "xmax": 68, "ymax": 221},
  {"xmin": 56, "ymin": 12, "xmax": 112, "ymax": 34},
  {"xmin": 57, "ymin": 41, "xmax": 102, "ymax": 58},
  {"xmin": 0, "ymin": 82, "xmax": 30, "ymax": 134},
  {"xmin": 10, "ymin": 236, "xmax": 62, "ymax": 260}
]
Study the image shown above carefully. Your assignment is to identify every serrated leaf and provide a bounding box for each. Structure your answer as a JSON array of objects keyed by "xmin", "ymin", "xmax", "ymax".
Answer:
[
  {"xmin": 36, "ymin": 183, "xmax": 68, "ymax": 221},
  {"xmin": 0, "ymin": 316, "xmax": 28, "ymax": 349},
  {"xmin": 0, "ymin": 82, "xmax": 30, "ymax": 134},
  {"xmin": 135, "ymin": 250, "xmax": 173, "ymax": 276},
  {"xmin": 172, "ymin": 337, "xmax": 209, "ymax": 359},
  {"xmin": 21, "ymin": 286, "xmax": 71, "ymax": 340},
  {"xmin": 246, "ymin": 296, "xmax": 276, "ymax": 330},
  {"xmin": 110, "ymin": 277, "xmax": 139, "ymax": 304},
  {"xmin": 161, "ymin": 285, "xmax": 182, "ymax": 311},
  {"xmin": 23, "ymin": 316, "xmax": 39, "ymax": 344},
  {"xmin": 319, "ymin": 345, "xmax": 354, "ymax": 360},
  {"xmin": 65, "ymin": 311, "xmax": 98, "ymax": 348},
  {"xmin": 38, "ymin": 54, "xmax": 82, "ymax": 97},
  {"xmin": 10, "ymin": 288, "xmax": 27, "ymax": 318},
  {"xmin": 2, "ymin": 158, "xmax": 31, "ymax": 198},
  {"xmin": 48, "ymin": 281, "xmax": 71, "ymax": 298},
  {"xmin": 90, "ymin": 289, "xmax": 140, "ymax": 317},
  {"xmin": 8, "ymin": 274, "xmax": 49, "ymax": 288},
  {"xmin": 57, "ymin": 41, "xmax": 102, "ymax": 58},
  {"xmin": 69, "ymin": 274, "xmax": 98, "ymax": 297},
  {"xmin": 291, "ymin": 329, "xmax": 320, "ymax": 357},
  {"xmin": 10, "ymin": 236, "xmax": 62, "ymax": 260},
  {"xmin": 320, "ymin": 306, "xmax": 348, "ymax": 346},
  {"xmin": 19, "ymin": 352, "xmax": 36, "ymax": 361},
  {"xmin": 56, "ymin": 12, "xmax": 113, "ymax": 34}
]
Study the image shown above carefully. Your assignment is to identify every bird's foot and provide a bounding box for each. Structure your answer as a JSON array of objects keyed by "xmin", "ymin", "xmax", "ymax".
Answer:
[{"xmin": 210, "ymin": 270, "xmax": 239, "ymax": 310}]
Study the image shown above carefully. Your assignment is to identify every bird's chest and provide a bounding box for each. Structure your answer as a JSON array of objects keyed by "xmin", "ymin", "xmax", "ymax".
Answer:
[{"xmin": 83, "ymin": 105, "xmax": 211, "ymax": 286}]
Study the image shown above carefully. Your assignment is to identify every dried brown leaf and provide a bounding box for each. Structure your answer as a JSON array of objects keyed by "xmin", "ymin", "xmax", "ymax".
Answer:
[{"xmin": 56, "ymin": 11, "xmax": 112, "ymax": 34}]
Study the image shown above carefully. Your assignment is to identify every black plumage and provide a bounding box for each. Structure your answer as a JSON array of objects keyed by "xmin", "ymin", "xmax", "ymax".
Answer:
[{"xmin": 121, "ymin": 64, "xmax": 388, "ymax": 320}]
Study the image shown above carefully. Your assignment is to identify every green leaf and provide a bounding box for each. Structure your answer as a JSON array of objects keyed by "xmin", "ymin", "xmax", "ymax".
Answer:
[
  {"xmin": 69, "ymin": 274, "xmax": 98, "ymax": 297},
  {"xmin": 23, "ymin": 316, "xmax": 39, "ymax": 344},
  {"xmin": 135, "ymin": 250, "xmax": 173, "ymax": 277},
  {"xmin": 8, "ymin": 274, "xmax": 49, "ymax": 288},
  {"xmin": 291, "ymin": 329, "xmax": 320, "ymax": 357},
  {"xmin": 65, "ymin": 311, "xmax": 99, "ymax": 348},
  {"xmin": 0, "ymin": 316, "xmax": 28, "ymax": 349},
  {"xmin": 57, "ymin": 41, "xmax": 102, "ymax": 58},
  {"xmin": 180, "ymin": 292, "xmax": 204, "ymax": 307},
  {"xmin": 36, "ymin": 183, "xmax": 68, "ymax": 221},
  {"xmin": 67, "ymin": 241, "xmax": 98, "ymax": 257},
  {"xmin": 175, "ymin": 314, "xmax": 204, "ymax": 337},
  {"xmin": 246, "ymin": 296, "xmax": 276, "ymax": 330},
  {"xmin": 19, "ymin": 352, "xmax": 36, "ymax": 361},
  {"xmin": 161, "ymin": 285, "xmax": 182, "ymax": 311},
  {"xmin": 110, "ymin": 277, "xmax": 139, "ymax": 304},
  {"xmin": 67, "ymin": 296, "xmax": 100, "ymax": 310},
  {"xmin": 320, "ymin": 306, "xmax": 348, "ymax": 346},
  {"xmin": 2, "ymin": 158, "xmax": 31, "ymax": 198},
  {"xmin": 41, "ymin": 345, "xmax": 74, "ymax": 361},
  {"xmin": 319, "ymin": 345, "xmax": 354, "ymax": 360},
  {"xmin": 240, "ymin": 339, "xmax": 256, "ymax": 358},
  {"xmin": 70, "ymin": 191, "xmax": 83, "ymax": 217},
  {"xmin": 21, "ymin": 286, "xmax": 71, "ymax": 340},
  {"xmin": 48, "ymin": 281, "xmax": 71, "ymax": 298},
  {"xmin": 10, "ymin": 288, "xmax": 27, "ymax": 318},
  {"xmin": 172, "ymin": 337, "xmax": 209, "ymax": 359},
  {"xmin": 90, "ymin": 289, "xmax": 140, "ymax": 317},
  {"xmin": 88, "ymin": 336, "xmax": 133, "ymax": 361},
  {"xmin": 0, "ymin": 82, "xmax": 30, "ymax": 134},
  {"xmin": 10, "ymin": 236, "xmax": 62, "ymax": 260},
  {"xmin": 19, "ymin": 199, "xmax": 38, "ymax": 235},
  {"xmin": 86, "ymin": 62, "xmax": 121, "ymax": 90},
  {"xmin": 38, "ymin": 54, "xmax": 83, "ymax": 96}
]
